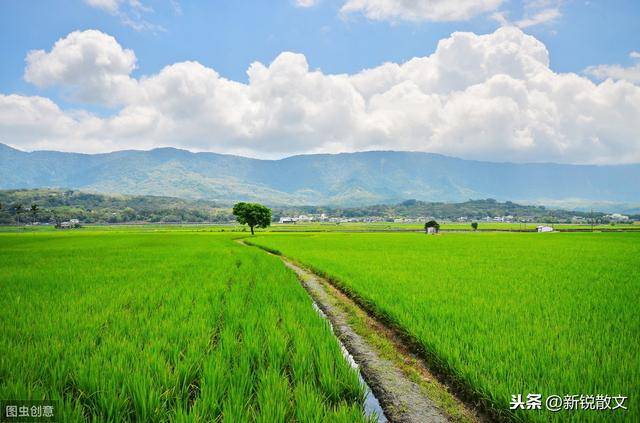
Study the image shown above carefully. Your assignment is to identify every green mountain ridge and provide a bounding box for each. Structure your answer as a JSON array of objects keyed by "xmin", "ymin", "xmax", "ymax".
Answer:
[{"xmin": 1, "ymin": 143, "xmax": 639, "ymax": 212}]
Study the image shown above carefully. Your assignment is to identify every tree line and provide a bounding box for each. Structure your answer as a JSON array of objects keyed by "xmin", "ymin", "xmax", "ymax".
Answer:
[
  {"xmin": 1, "ymin": 189, "xmax": 635, "ymax": 226},
  {"xmin": 0, "ymin": 189, "xmax": 234, "ymax": 225}
]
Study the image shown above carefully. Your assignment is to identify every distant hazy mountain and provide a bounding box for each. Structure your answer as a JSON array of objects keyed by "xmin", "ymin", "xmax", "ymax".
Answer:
[{"xmin": 1, "ymin": 143, "xmax": 639, "ymax": 211}]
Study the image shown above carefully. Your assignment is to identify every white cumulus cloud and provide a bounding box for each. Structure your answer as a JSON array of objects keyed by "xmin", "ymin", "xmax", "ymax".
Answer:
[
  {"xmin": 0, "ymin": 94, "xmax": 107, "ymax": 152},
  {"xmin": 24, "ymin": 30, "xmax": 139, "ymax": 106},
  {"xmin": 3, "ymin": 27, "xmax": 640, "ymax": 164}
]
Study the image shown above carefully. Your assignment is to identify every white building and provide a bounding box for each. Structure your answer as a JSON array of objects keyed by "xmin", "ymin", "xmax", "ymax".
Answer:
[
  {"xmin": 537, "ymin": 225, "xmax": 553, "ymax": 232},
  {"xmin": 606, "ymin": 213, "xmax": 629, "ymax": 222},
  {"xmin": 297, "ymin": 215, "xmax": 313, "ymax": 222}
]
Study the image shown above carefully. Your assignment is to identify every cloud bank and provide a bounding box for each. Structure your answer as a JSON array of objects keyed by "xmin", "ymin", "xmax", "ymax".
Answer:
[{"xmin": 2, "ymin": 27, "xmax": 639, "ymax": 164}]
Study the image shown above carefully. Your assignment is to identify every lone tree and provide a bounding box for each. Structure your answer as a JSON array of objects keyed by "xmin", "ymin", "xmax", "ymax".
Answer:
[
  {"xmin": 471, "ymin": 222, "xmax": 478, "ymax": 231},
  {"xmin": 424, "ymin": 220, "xmax": 440, "ymax": 234},
  {"xmin": 232, "ymin": 202, "xmax": 272, "ymax": 235}
]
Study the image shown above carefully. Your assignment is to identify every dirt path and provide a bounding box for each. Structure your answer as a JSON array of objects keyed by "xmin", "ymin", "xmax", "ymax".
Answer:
[
  {"xmin": 281, "ymin": 258, "xmax": 449, "ymax": 423},
  {"xmin": 238, "ymin": 239, "xmax": 453, "ymax": 422}
]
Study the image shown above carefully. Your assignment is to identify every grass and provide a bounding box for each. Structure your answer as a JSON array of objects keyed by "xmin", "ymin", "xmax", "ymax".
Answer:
[
  {"xmin": 0, "ymin": 231, "xmax": 373, "ymax": 421},
  {"xmin": 249, "ymin": 232, "xmax": 640, "ymax": 422},
  {"xmin": 314, "ymin": 273, "xmax": 477, "ymax": 423}
]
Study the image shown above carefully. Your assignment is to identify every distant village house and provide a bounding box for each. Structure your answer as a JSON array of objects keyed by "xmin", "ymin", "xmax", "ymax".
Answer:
[{"xmin": 58, "ymin": 219, "xmax": 81, "ymax": 229}]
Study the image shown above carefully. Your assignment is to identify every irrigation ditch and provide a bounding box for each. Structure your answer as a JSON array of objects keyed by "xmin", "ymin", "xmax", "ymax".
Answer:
[{"xmin": 238, "ymin": 238, "xmax": 483, "ymax": 423}]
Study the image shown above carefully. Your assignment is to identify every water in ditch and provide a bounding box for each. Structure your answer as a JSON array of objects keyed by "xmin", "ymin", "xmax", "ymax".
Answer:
[{"xmin": 312, "ymin": 303, "xmax": 388, "ymax": 422}]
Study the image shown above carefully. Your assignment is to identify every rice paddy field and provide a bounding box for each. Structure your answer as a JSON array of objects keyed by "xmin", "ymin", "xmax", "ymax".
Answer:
[
  {"xmin": 0, "ymin": 231, "xmax": 372, "ymax": 421},
  {"xmin": 249, "ymin": 232, "xmax": 640, "ymax": 422},
  {"xmin": 2, "ymin": 228, "xmax": 638, "ymax": 422},
  {"xmin": 2, "ymin": 221, "xmax": 639, "ymax": 234}
]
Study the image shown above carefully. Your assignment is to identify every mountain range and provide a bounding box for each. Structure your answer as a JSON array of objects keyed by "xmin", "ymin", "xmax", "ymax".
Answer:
[{"xmin": 1, "ymin": 143, "xmax": 639, "ymax": 212}]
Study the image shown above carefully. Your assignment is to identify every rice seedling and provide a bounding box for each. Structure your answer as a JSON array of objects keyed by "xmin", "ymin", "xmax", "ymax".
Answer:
[
  {"xmin": 0, "ymin": 231, "xmax": 373, "ymax": 421},
  {"xmin": 250, "ymin": 232, "xmax": 640, "ymax": 422}
]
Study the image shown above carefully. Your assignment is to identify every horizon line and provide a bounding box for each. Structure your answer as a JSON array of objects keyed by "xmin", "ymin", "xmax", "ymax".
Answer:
[{"xmin": 1, "ymin": 141, "xmax": 638, "ymax": 167}]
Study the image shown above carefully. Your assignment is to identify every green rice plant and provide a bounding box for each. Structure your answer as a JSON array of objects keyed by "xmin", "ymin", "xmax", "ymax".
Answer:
[
  {"xmin": 293, "ymin": 382, "xmax": 325, "ymax": 423},
  {"xmin": 0, "ymin": 231, "xmax": 371, "ymax": 421},
  {"xmin": 255, "ymin": 368, "xmax": 291, "ymax": 422},
  {"xmin": 251, "ymin": 232, "xmax": 640, "ymax": 422}
]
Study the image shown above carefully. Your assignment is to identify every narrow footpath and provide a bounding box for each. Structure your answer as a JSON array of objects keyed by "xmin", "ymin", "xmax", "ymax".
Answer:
[{"xmin": 239, "ymin": 239, "xmax": 478, "ymax": 423}]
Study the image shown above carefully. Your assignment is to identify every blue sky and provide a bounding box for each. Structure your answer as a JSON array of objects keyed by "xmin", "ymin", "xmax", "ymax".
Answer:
[
  {"xmin": 2, "ymin": 1, "xmax": 638, "ymax": 91},
  {"xmin": 0, "ymin": 1, "xmax": 639, "ymax": 163}
]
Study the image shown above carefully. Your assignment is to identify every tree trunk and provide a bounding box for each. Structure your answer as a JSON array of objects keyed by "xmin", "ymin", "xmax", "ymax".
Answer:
[{"xmin": 250, "ymin": 225, "xmax": 255, "ymax": 235}]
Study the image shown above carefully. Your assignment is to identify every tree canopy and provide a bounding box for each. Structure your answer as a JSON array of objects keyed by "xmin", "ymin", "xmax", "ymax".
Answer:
[
  {"xmin": 232, "ymin": 202, "xmax": 272, "ymax": 235},
  {"xmin": 425, "ymin": 220, "xmax": 440, "ymax": 233}
]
